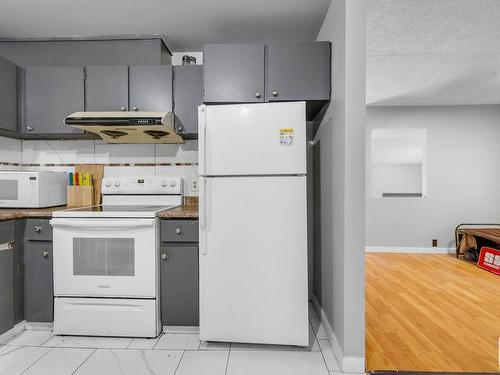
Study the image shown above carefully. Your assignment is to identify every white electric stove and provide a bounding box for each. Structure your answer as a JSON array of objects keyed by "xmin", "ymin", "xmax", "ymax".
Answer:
[{"xmin": 50, "ymin": 176, "xmax": 183, "ymax": 338}]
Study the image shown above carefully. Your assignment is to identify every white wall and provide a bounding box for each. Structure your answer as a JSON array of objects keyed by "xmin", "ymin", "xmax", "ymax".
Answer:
[
  {"xmin": 0, "ymin": 137, "xmax": 199, "ymax": 196},
  {"xmin": 171, "ymin": 52, "xmax": 203, "ymax": 65},
  {"xmin": 367, "ymin": 105, "xmax": 500, "ymax": 249},
  {"xmin": 313, "ymin": 0, "xmax": 366, "ymax": 372}
]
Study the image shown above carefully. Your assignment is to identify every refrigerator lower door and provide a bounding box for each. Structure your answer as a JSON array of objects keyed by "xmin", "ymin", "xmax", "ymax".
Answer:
[{"xmin": 199, "ymin": 175, "xmax": 308, "ymax": 346}]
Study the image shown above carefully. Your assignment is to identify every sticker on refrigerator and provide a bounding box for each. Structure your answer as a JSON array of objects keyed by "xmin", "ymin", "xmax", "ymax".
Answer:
[{"xmin": 280, "ymin": 128, "xmax": 294, "ymax": 146}]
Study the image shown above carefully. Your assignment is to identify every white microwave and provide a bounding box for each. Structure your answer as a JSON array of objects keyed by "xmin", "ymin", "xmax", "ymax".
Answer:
[{"xmin": 0, "ymin": 171, "xmax": 68, "ymax": 208}]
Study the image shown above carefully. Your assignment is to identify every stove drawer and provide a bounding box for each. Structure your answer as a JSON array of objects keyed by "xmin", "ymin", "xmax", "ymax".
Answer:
[
  {"xmin": 54, "ymin": 297, "xmax": 160, "ymax": 338},
  {"xmin": 161, "ymin": 220, "xmax": 198, "ymax": 242}
]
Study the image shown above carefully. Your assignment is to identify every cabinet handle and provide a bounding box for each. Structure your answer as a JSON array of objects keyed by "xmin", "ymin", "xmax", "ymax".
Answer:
[
  {"xmin": 26, "ymin": 126, "xmax": 33, "ymax": 132},
  {"xmin": 132, "ymin": 106, "xmax": 138, "ymax": 111},
  {"xmin": 120, "ymin": 106, "xmax": 127, "ymax": 111},
  {"xmin": 255, "ymin": 92, "xmax": 261, "ymax": 99},
  {"xmin": 42, "ymin": 251, "xmax": 49, "ymax": 258},
  {"xmin": 161, "ymin": 253, "xmax": 168, "ymax": 261},
  {"xmin": 34, "ymin": 226, "xmax": 42, "ymax": 233},
  {"xmin": 272, "ymin": 90, "xmax": 279, "ymax": 97},
  {"xmin": 175, "ymin": 228, "xmax": 182, "ymax": 235}
]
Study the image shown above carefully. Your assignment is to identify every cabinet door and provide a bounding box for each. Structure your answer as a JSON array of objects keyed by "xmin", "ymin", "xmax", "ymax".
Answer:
[
  {"xmin": 160, "ymin": 246, "xmax": 199, "ymax": 326},
  {"xmin": 14, "ymin": 220, "xmax": 25, "ymax": 324},
  {"xmin": 0, "ymin": 247, "xmax": 14, "ymax": 335},
  {"xmin": 266, "ymin": 42, "xmax": 331, "ymax": 101},
  {"xmin": 129, "ymin": 65, "xmax": 172, "ymax": 111},
  {"xmin": 24, "ymin": 66, "xmax": 84, "ymax": 134},
  {"xmin": 173, "ymin": 65, "xmax": 202, "ymax": 135},
  {"xmin": 0, "ymin": 56, "xmax": 17, "ymax": 132},
  {"xmin": 85, "ymin": 66, "xmax": 129, "ymax": 111},
  {"xmin": 203, "ymin": 44, "xmax": 265, "ymax": 103},
  {"xmin": 25, "ymin": 242, "xmax": 53, "ymax": 322}
]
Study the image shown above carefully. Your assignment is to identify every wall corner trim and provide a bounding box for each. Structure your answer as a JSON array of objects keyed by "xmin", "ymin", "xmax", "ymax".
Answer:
[{"xmin": 311, "ymin": 295, "xmax": 365, "ymax": 374}]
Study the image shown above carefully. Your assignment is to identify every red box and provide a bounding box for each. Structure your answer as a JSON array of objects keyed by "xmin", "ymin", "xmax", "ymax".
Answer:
[{"xmin": 477, "ymin": 247, "xmax": 500, "ymax": 276}]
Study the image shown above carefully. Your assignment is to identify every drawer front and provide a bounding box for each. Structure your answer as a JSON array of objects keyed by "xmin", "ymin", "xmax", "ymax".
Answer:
[
  {"xmin": 0, "ymin": 221, "xmax": 14, "ymax": 244},
  {"xmin": 161, "ymin": 220, "xmax": 198, "ymax": 242},
  {"xmin": 25, "ymin": 219, "xmax": 52, "ymax": 241}
]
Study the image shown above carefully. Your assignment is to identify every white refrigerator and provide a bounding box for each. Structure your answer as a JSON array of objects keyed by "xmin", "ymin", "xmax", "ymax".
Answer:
[{"xmin": 198, "ymin": 101, "xmax": 308, "ymax": 346}]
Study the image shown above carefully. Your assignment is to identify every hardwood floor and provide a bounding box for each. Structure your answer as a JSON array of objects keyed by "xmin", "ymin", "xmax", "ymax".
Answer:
[{"xmin": 366, "ymin": 253, "xmax": 500, "ymax": 373}]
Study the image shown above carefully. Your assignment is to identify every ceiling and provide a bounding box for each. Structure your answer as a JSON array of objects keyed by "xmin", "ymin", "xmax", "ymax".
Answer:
[
  {"xmin": 0, "ymin": 0, "xmax": 331, "ymax": 51},
  {"xmin": 367, "ymin": 0, "xmax": 500, "ymax": 106}
]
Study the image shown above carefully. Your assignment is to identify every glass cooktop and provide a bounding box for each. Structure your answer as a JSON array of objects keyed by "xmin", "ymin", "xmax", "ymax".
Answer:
[{"xmin": 53, "ymin": 204, "xmax": 178, "ymax": 218}]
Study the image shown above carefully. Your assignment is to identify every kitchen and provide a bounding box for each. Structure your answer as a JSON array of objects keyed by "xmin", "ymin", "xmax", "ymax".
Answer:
[{"xmin": 0, "ymin": 1, "xmax": 367, "ymax": 375}]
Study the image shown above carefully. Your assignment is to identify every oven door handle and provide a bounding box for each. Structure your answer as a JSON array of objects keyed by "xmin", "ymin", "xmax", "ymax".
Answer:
[{"xmin": 50, "ymin": 218, "xmax": 156, "ymax": 229}]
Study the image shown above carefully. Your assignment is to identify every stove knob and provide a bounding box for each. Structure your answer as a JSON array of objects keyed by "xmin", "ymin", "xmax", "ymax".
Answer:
[
  {"xmin": 105, "ymin": 181, "xmax": 112, "ymax": 188},
  {"xmin": 114, "ymin": 181, "xmax": 120, "ymax": 187},
  {"xmin": 170, "ymin": 180, "xmax": 176, "ymax": 187},
  {"xmin": 161, "ymin": 180, "xmax": 168, "ymax": 188}
]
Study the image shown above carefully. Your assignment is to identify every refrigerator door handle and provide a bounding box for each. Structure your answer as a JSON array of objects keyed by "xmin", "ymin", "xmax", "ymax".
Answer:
[
  {"xmin": 200, "ymin": 177, "xmax": 208, "ymax": 255},
  {"xmin": 198, "ymin": 106, "xmax": 207, "ymax": 176}
]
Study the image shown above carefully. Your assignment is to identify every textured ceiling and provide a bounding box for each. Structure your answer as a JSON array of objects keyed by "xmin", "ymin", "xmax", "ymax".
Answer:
[
  {"xmin": 0, "ymin": 0, "xmax": 331, "ymax": 51},
  {"xmin": 367, "ymin": 0, "xmax": 500, "ymax": 106}
]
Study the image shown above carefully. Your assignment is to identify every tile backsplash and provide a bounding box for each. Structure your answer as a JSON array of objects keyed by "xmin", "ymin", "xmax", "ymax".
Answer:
[{"xmin": 0, "ymin": 136, "xmax": 199, "ymax": 196}]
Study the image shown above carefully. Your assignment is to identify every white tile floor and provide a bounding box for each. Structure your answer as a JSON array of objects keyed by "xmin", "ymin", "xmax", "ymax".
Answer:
[{"xmin": 0, "ymin": 305, "xmax": 347, "ymax": 375}]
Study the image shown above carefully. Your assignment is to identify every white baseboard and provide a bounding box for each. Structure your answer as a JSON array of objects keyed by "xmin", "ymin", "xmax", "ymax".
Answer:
[
  {"xmin": 0, "ymin": 321, "xmax": 25, "ymax": 344},
  {"xmin": 163, "ymin": 326, "xmax": 199, "ymax": 334},
  {"xmin": 25, "ymin": 322, "xmax": 53, "ymax": 331},
  {"xmin": 311, "ymin": 295, "xmax": 365, "ymax": 374},
  {"xmin": 366, "ymin": 246, "xmax": 454, "ymax": 254}
]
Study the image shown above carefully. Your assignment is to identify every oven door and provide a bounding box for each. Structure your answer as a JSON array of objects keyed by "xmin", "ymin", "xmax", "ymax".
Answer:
[{"xmin": 51, "ymin": 218, "xmax": 158, "ymax": 298}]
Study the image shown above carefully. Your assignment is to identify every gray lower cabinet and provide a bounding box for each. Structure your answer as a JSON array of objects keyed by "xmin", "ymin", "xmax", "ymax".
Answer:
[
  {"xmin": 266, "ymin": 42, "xmax": 331, "ymax": 101},
  {"xmin": 85, "ymin": 66, "xmax": 129, "ymax": 111},
  {"xmin": 203, "ymin": 44, "xmax": 265, "ymax": 103},
  {"xmin": 24, "ymin": 241, "xmax": 53, "ymax": 322},
  {"xmin": 173, "ymin": 65, "xmax": 202, "ymax": 136},
  {"xmin": 14, "ymin": 220, "xmax": 25, "ymax": 324},
  {"xmin": 160, "ymin": 245, "xmax": 199, "ymax": 326},
  {"xmin": 0, "ymin": 246, "xmax": 14, "ymax": 335},
  {"xmin": 0, "ymin": 221, "xmax": 15, "ymax": 335},
  {"xmin": 0, "ymin": 56, "xmax": 18, "ymax": 132},
  {"xmin": 129, "ymin": 65, "xmax": 172, "ymax": 112},
  {"xmin": 24, "ymin": 66, "xmax": 84, "ymax": 134}
]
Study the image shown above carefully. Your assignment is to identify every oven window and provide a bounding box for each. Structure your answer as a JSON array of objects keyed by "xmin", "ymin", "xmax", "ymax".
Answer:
[
  {"xmin": 0, "ymin": 180, "xmax": 18, "ymax": 200},
  {"xmin": 73, "ymin": 238, "xmax": 135, "ymax": 276}
]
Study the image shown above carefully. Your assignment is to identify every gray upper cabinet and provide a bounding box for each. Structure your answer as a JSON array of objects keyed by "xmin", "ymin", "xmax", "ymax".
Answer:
[
  {"xmin": 203, "ymin": 44, "xmax": 265, "ymax": 103},
  {"xmin": 24, "ymin": 66, "xmax": 84, "ymax": 134},
  {"xmin": 266, "ymin": 42, "xmax": 331, "ymax": 102},
  {"xmin": 24, "ymin": 241, "xmax": 53, "ymax": 322},
  {"xmin": 85, "ymin": 66, "xmax": 129, "ymax": 111},
  {"xmin": 129, "ymin": 65, "xmax": 172, "ymax": 112},
  {"xmin": 173, "ymin": 65, "xmax": 202, "ymax": 135},
  {"xmin": 0, "ymin": 56, "xmax": 18, "ymax": 132}
]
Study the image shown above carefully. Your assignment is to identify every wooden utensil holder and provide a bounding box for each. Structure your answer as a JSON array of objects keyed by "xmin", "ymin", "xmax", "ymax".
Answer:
[{"xmin": 67, "ymin": 186, "xmax": 94, "ymax": 207}]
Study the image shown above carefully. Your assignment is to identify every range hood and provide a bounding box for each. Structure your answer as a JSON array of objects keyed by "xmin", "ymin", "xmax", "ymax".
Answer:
[{"xmin": 64, "ymin": 112, "xmax": 184, "ymax": 144}]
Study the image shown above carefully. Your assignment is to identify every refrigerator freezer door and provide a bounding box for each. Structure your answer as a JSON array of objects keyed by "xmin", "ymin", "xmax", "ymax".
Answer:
[
  {"xmin": 199, "ymin": 176, "xmax": 308, "ymax": 346},
  {"xmin": 199, "ymin": 102, "xmax": 306, "ymax": 176}
]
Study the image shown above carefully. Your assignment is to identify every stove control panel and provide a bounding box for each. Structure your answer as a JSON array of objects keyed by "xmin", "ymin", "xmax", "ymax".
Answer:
[{"xmin": 101, "ymin": 176, "xmax": 183, "ymax": 195}]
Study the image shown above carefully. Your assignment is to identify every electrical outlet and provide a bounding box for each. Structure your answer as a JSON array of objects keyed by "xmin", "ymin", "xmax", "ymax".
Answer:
[
  {"xmin": 191, "ymin": 179, "xmax": 199, "ymax": 191},
  {"xmin": 432, "ymin": 239, "xmax": 438, "ymax": 247}
]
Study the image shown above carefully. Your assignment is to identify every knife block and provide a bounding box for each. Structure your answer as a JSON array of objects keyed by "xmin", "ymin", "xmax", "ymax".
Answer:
[{"xmin": 67, "ymin": 186, "xmax": 94, "ymax": 207}]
